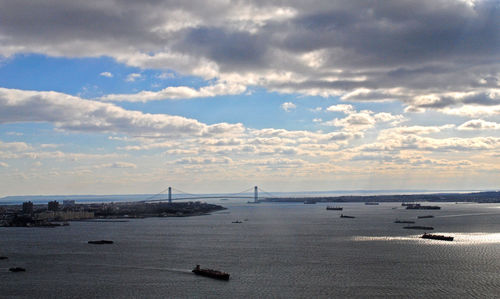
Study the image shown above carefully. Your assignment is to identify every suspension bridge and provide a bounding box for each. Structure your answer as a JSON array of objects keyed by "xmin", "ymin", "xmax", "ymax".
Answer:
[{"xmin": 141, "ymin": 186, "xmax": 276, "ymax": 204}]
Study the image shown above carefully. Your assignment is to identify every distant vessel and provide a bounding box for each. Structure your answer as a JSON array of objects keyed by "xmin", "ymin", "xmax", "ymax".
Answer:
[
  {"xmin": 421, "ymin": 233, "xmax": 454, "ymax": 241},
  {"xmin": 340, "ymin": 214, "xmax": 355, "ymax": 218},
  {"xmin": 364, "ymin": 202, "xmax": 379, "ymax": 205},
  {"xmin": 394, "ymin": 220, "xmax": 415, "ymax": 224},
  {"xmin": 403, "ymin": 226, "xmax": 434, "ymax": 230},
  {"xmin": 0, "ymin": 256, "xmax": 8, "ymax": 260},
  {"xmin": 232, "ymin": 220, "xmax": 242, "ymax": 223},
  {"xmin": 405, "ymin": 204, "xmax": 441, "ymax": 210},
  {"xmin": 88, "ymin": 240, "xmax": 114, "ymax": 244},
  {"xmin": 192, "ymin": 265, "xmax": 230, "ymax": 280},
  {"xmin": 326, "ymin": 206, "xmax": 343, "ymax": 211},
  {"xmin": 304, "ymin": 199, "xmax": 317, "ymax": 204},
  {"xmin": 9, "ymin": 267, "xmax": 26, "ymax": 272},
  {"xmin": 418, "ymin": 215, "xmax": 434, "ymax": 219}
]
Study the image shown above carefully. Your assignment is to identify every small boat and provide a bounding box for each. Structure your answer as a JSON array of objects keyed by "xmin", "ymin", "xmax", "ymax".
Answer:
[
  {"xmin": 192, "ymin": 265, "xmax": 230, "ymax": 280},
  {"xmin": 9, "ymin": 267, "xmax": 26, "ymax": 272},
  {"xmin": 394, "ymin": 220, "xmax": 415, "ymax": 224},
  {"xmin": 88, "ymin": 240, "xmax": 114, "ymax": 244},
  {"xmin": 421, "ymin": 233, "xmax": 454, "ymax": 241},
  {"xmin": 232, "ymin": 220, "xmax": 242, "ymax": 223},
  {"xmin": 0, "ymin": 256, "xmax": 8, "ymax": 260},
  {"xmin": 364, "ymin": 202, "xmax": 379, "ymax": 205},
  {"xmin": 304, "ymin": 199, "xmax": 317, "ymax": 204},
  {"xmin": 403, "ymin": 226, "xmax": 433, "ymax": 230},
  {"xmin": 340, "ymin": 214, "xmax": 355, "ymax": 218},
  {"xmin": 417, "ymin": 215, "xmax": 434, "ymax": 219},
  {"xmin": 326, "ymin": 206, "xmax": 343, "ymax": 211}
]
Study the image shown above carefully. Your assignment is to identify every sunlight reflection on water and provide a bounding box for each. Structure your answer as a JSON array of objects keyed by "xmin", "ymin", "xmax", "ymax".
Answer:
[{"xmin": 353, "ymin": 233, "xmax": 500, "ymax": 245}]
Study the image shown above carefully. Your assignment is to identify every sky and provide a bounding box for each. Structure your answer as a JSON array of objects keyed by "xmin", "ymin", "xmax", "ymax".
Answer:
[{"xmin": 1, "ymin": 0, "xmax": 500, "ymax": 196}]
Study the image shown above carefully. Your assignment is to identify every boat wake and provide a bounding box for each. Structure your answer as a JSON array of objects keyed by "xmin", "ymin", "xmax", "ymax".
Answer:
[{"xmin": 53, "ymin": 262, "xmax": 192, "ymax": 274}]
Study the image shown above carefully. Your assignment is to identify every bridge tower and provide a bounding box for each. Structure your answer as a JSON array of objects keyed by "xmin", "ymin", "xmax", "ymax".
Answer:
[
  {"xmin": 254, "ymin": 186, "xmax": 258, "ymax": 203},
  {"xmin": 168, "ymin": 187, "xmax": 172, "ymax": 203}
]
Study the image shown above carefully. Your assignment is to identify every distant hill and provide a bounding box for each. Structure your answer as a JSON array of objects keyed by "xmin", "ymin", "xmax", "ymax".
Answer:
[{"xmin": 263, "ymin": 191, "xmax": 500, "ymax": 203}]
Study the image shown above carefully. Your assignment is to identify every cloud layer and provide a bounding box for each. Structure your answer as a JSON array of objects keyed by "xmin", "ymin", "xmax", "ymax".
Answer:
[{"xmin": 1, "ymin": 0, "xmax": 499, "ymax": 109}]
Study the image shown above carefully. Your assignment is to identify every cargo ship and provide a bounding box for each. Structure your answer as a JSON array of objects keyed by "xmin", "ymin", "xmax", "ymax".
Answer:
[
  {"xmin": 192, "ymin": 265, "xmax": 230, "ymax": 280},
  {"xmin": 326, "ymin": 206, "xmax": 343, "ymax": 210},
  {"xmin": 421, "ymin": 233, "xmax": 454, "ymax": 241},
  {"xmin": 340, "ymin": 214, "xmax": 355, "ymax": 218},
  {"xmin": 88, "ymin": 240, "xmax": 114, "ymax": 244},
  {"xmin": 418, "ymin": 215, "xmax": 434, "ymax": 219},
  {"xmin": 9, "ymin": 267, "xmax": 26, "ymax": 272},
  {"xmin": 403, "ymin": 226, "xmax": 434, "ymax": 230},
  {"xmin": 394, "ymin": 220, "xmax": 415, "ymax": 224},
  {"xmin": 405, "ymin": 204, "xmax": 441, "ymax": 210}
]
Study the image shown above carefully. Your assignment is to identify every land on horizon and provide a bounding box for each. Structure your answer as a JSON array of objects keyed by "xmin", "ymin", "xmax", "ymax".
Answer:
[{"xmin": 1, "ymin": 190, "xmax": 500, "ymax": 205}]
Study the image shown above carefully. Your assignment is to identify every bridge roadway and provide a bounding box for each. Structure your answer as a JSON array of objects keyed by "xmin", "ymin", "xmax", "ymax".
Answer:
[
  {"xmin": 144, "ymin": 195, "xmax": 254, "ymax": 202},
  {"xmin": 140, "ymin": 186, "xmax": 269, "ymax": 203}
]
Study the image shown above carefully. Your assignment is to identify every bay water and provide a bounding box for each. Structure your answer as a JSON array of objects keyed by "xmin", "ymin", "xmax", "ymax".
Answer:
[{"xmin": 1, "ymin": 202, "xmax": 499, "ymax": 298}]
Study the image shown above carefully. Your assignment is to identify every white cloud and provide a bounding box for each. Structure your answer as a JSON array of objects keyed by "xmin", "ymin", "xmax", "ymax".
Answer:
[
  {"xmin": 0, "ymin": 87, "xmax": 244, "ymax": 138},
  {"xmin": 458, "ymin": 119, "xmax": 500, "ymax": 131},
  {"xmin": 100, "ymin": 71, "xmax": 113, "ymax": 78},
  {"xmin": 281, "ymin": 102, "xmax": 296, "ymax": 112},
  {"xmin": 101, "ymin": 81, "xmax": 246, "ymax": 102},
  {"xmin": 125, "ymin": 73, "xmax": 142, "ymax": 82},
  {"xmin": 96, "ymin": 162, "xmax": 137, "ymax": 169},
  {"xmin": 0, "ymin": 161, "xmax": 8, "ymax": 168},
  {"xmin": 326, "ymin": 104, "xmax": 355, "ymax": 114}
]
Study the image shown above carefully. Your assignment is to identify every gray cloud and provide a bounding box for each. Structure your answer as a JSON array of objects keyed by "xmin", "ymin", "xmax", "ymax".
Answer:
[{"xmin": 0, "ymin": 0, "xmax": 499, "ymax": 108}]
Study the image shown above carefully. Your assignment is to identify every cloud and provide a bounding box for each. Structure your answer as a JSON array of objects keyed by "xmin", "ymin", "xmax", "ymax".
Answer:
[
  {"xmin": 281, "ymin": 102, "xmax": 296, "ymax": 112},
  {"xmin": 0, "ymin": 87, "xmax": 244, "ymax": 138},
  {"xmin": 100, "ymin": 71, "xmax": 113, "ymax": 78},
  {"xmin": 0, "ymin": 0, "xmax": 498, "ymax": 107},
  {"xmin": 101, "ymin": 81, "xmax": 246, "ymax": 102},
  {"xmin": 458, "ymin": 119, "xmax": 500, "ymax": 131},
  {"xmin": 0, "ymin": 161, "xmax": 8, "ymax": 168},
  {"xmin": 96, "ymin": 162, "xmax": 137, "ymax": 169},
  {"xmin": 326, "ymin": 104, "xmax": 354, "ymax": 114},
  {"xmin": 324, "ymin": 107, "xmax": 405, "ymax": 132},
  {"xmin": 125, "ymin": 73, "xmax": 142, "ymax": 82}
]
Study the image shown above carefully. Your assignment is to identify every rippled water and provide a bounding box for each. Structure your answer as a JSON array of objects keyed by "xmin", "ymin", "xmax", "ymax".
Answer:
[{"xmin": 1, "ymin": 202, "xmax": 500, "ymax": 298}]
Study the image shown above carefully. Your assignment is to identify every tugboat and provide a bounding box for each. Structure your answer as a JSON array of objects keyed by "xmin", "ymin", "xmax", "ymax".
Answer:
[
  {"xmin": 421, "ymin": 233, "xmax": 454, "ymax": 241},
  {"xmin": 88, "ymin": 240, "xmax": 114, "ymax": 244},
  {"xmin": 9, "ymin": 267, "xmax": 26, "ymax": 272},
  {"xmin": 326, "ymin": 206, "xmax": 343, "ymax": 211},
  {"xmin": 192, "ymin": 265, "xmax": 230, "ymax": 280}
]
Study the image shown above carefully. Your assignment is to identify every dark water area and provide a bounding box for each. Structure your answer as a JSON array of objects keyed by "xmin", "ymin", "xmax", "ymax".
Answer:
[{"xmin": 1, "ymin": 202, "xmax": 500, "ymax": 298}]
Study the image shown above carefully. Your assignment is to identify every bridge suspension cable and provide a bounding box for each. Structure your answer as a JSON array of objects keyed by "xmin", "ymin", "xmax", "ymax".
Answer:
[
  {"xmin": 142, "ymin": 186, "xmax": 172, "ymax": 202},
  {"xmin": 258, "ymin": 186, "xmax": 277, "ymax": 198}
]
